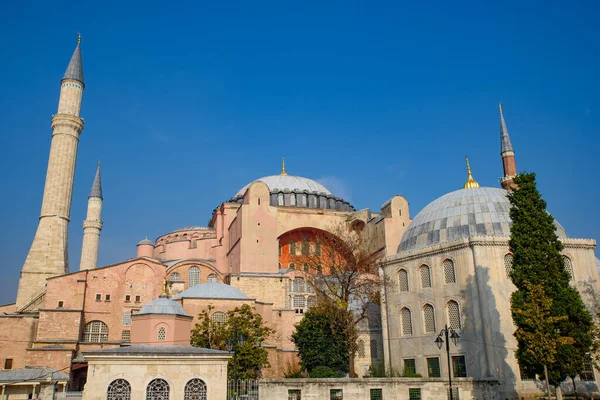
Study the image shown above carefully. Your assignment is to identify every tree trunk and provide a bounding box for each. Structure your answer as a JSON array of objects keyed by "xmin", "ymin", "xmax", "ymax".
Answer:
[
  {"xmin": 544, "ymin": 364, "xmax": 552, "ymax": 400},
  {"xmin": 348, "ymin": 351, "xmax": 357, "ymax": 377}
]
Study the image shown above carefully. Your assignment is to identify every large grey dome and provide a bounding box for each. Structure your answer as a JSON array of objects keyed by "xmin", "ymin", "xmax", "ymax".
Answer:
[
  {"xmin": 398, "ymin": 187, "xmax": 567, "ymax": 253},
  {"xmin": 137, "ymin": 297, "xmax": 189, "ymax": 317},
  {"xmin": 236, "ymin": 175, "xmax": 332, "ymax": 196},
  {"xmin": 177, "ymin": 282, "xmax": 250, "ymax": 300}
]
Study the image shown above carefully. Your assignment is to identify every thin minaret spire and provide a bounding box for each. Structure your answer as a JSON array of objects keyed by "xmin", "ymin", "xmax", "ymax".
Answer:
[
  {"xmin": 499, "ymin": 103, "xmax": 518, "ymax": 190},
  {"xmin": 80, "ymin": 163, "xmax": 104, "ymax": 271}
]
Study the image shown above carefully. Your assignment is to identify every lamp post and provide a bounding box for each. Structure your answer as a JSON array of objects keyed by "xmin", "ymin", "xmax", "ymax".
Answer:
[
  {"xmin": 435, "ymin": 324, "xmax": 460, "ymax": 400},
  {"xmin": 227, "ymin": 329, "xmax": 246, "ymax": 400}
]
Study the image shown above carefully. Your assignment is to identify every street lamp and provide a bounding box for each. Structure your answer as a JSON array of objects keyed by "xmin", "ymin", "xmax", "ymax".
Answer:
[
  {"xmin": 227, "ymin": 330, "xmax": 246, "ymax": 400},
  {"xmin": 436, "ymin": 324, "xmax": 460, "ymax": 400}
]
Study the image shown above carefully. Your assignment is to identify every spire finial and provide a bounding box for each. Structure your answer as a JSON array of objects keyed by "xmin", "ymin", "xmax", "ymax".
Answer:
[
  {"xmin": 77, "ymin": 33, "xmax": 81, "ymax": 44},
  {"xmin": 161, "ymin": 280, "xmax": 168, "ymax": 297},
  {"xmin": 97, "ymin": 160, "xmax": 100, "ymax": 167},
  {"xmin": 463, "ymin": 155, "xmax": 480, "ymax": 189},
  {"xmin": 281, "ymin": 157, "xmax": 288, "ymax": 176},
  {"xmin": 499, "ymin": 102, "xmax": 503, "ymax": 114}
]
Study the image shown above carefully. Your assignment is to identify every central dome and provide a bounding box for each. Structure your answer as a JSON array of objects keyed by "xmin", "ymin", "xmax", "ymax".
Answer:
[
  {"xmin": 398, "ymin": 187, "xmax": 567, "ymax": 253},
  {"xmin": 235, "ymin": 175, "xmax": 332, "ymax": 197}
]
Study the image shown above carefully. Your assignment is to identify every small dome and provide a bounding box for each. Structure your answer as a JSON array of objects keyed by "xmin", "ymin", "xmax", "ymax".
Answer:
[
  {"xmin": 177, "ymin": 282, "xmax": 250, "ymax": 300},
  {"xmin": 138, "ymin": 239, "xmax": 154, "ymax": 246},
  {"xmin": 236, "ymin": 175, "xmax": 332, "ymax": 197},
  {"xmin": 398, "ymin": 187, "xmax": 567, "ymax": 253},
  {"xmin": 137, "ymin": 297, "xmax": 189, "ymax": 317}
]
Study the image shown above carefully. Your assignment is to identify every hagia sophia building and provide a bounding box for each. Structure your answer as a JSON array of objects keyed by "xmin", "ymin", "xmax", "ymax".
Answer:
[{"xmin": 1, "ymin": 38, "xmax": 599, "ymax": 399}]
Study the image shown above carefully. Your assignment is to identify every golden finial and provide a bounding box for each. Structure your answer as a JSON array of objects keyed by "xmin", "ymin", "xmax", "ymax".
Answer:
[
  {"xmin": 280, "ymin": 157, "xmax": 288, "ymax": 176},
  {"xmin": 161, "ymin": 280, "xmax": 168, "ymax": 297},
  {"xmin": 97, "ymin": 160, "xmax": 100, "ymax": 168},
  {"xmin": 77, "ymin": 33, "xmax": 81, "ymax": 44},
  {"xmin": 498, "ymin": 102, "xmax": 503, "ymax": 114},
  {"xmin": 463, "ymin": 155, "xmax": 480, "ymax": 189}
]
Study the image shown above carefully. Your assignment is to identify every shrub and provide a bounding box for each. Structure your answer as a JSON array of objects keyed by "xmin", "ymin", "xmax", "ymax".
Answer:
[{"xmin": 310, "ymin": 366, "xmax": 340, "ymax": 378}]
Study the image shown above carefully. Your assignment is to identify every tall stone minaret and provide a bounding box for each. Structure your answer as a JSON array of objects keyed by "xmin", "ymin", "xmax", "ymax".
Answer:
[
  {"xmin": 80, "ymin": 162, "xmax": 103, "ymax": 270},
  {"xmin": 15, "ymin": 36, "xmax": 85, "ymax": 310},
  {"xmin": 499, "ymin": 103, "xmax": 518, "ymax": 190}
]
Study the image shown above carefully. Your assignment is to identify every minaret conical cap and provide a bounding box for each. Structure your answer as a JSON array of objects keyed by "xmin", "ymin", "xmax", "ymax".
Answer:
[
  {"xmin": 499, "ymin": 103, "xmax": 513, "ymax": 153},
  {"xmin": 62, "ymin": 35, "xmax": 84, "ymax": 86},
  {"xmin": 89, "ymin": 162, "xmax": 102, "ymax": 199}
]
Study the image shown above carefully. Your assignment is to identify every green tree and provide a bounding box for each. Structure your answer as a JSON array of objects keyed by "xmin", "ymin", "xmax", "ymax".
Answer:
[
  {"xmin": 291, "ymin": 300, "xmax": 353, "ymax": 374},
  {"xmin": 190, "ymin": 304, "xmax": 274, "ymax": 379},
  {"xmin": 508, "ymin": 172, "xmax": 594, "ymax": 387}
]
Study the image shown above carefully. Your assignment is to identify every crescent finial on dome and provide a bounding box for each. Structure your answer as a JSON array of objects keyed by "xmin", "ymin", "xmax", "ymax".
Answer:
[
  {"xmin": 281, "ymin": 157, "xmax": 288, "ymax": 176},
  {"xmin": 463, "ymin": 155, "xmax": 480, "ymax": 189}
]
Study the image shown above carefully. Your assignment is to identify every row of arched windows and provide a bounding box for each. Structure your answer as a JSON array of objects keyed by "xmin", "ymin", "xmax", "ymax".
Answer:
[
  {"xmin": 287, "ymin": 263, "xmax": 323, "ymax": 274},
  {"xmin": 84, "ymin": 320, "xmax": 170, "ymax": 343},
  {"xmin": 169, "ymin": 269, "xmax": 219, "ymax": 286},
  {"xmin": 107, "ymin": 378, "xmax": 206, "ymax": 400},
  {"xmin": 398, "ymin": 260, "xmax": 456, "ymax": 292},
  {"xmin": 400, "ymin": 301, "xmax": 461, "ymax": 336},
  {"xmin": 504, "ymin": 254, "xmax": 573, "ymax": 280},
  {"xmin": 356, "ymin": 339, "xmax": 380, "ymax": 359}
]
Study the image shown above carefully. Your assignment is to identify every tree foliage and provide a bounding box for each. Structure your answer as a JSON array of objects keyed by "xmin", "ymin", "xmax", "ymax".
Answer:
[
  {"xmin": 190, "ymin": 304, "xmax": 275, "ymax": 379},
  {"xmin": 508, "ymin": 173, "xmax": 593, "ymax": 385},
  {"xmin": 291, "ymin": 300, "xmax": 353, "ymax": 374},
  {"xmin": 291, "ymin": 222, "xmax": 386, "ymax": 375}
]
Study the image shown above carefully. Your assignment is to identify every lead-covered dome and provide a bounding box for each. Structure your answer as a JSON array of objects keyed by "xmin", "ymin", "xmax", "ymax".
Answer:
[
  {"xmin": 229, "ymin": 174, "xmax": 354, "ymax": 211},
  {"xmin": 398, "ymin": 187, "xmax": 567, "ymax": 253},
  {"xmin": 177, "ymin": 282, "xmax": 250, "ymax": 300},
  {"xmin": 137, "ymin": 297, "xmax": 189, "ymax": 317}
]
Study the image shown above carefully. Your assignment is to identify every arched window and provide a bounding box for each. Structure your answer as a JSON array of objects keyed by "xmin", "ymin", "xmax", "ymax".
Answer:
[
  {"xmin": 207, "ymin": 273, "xmax": 219, "ymax": 283},
  {"xmin": 357, "ymin": 339, "xmax": 365, "ymax": 358},
  {"xmin": 146, "ymin": 379, "xmax": 169, "ymax": 400},
  {"xmin": 370, "ymin": 340, "xmax": 378, "ymax": 359},
  {"xmin": 443, "ymin": 259, "xmax": 456, "ymax": 284},
  {"xmin": 399, "ymin": 269, "xmax": 409, "ymax": 292},
  {"xmin": 420, "ymin": 265, "xmax": 431, "ymax": 288},
  {"xmin": 504, "ymin": 254, "xmax": 514, "ymax": 278},
  {"xmin": 303, "ymin": 264, "xmax": 310, "ymax": 273},
  {"xmin": 563, "ymin": 256, "xmax": 574, "ymax": 279},
  {"xmin": 82, "ymin": 320, "xmax": 108, "ymax": 343},
  {"xmin": 401, "ymin": 307, "xmax": 413, "ymax": 336},
  {"xmin": 211, "ymin": 312, "xmax": 228, "ymax": 324},
  {"xmin": 188, "ymin": 266, "xmax": 200, "ymax": 287},
  {"xmin": 290, "ymin": 193, "xmax": 297, "ymax": 206},
  {"xmin": 278, "ymin": 193, "xmax": 284, "ymax": 206},
  {"xmin": 301, "ymin": 237, "xmax": 310, "ymax": 256},
  {"xmin": 315, "ymin": 243, "xmax": 321, "ymax": 256},
  {"xmin": 290, "ymin": 242, "xmax": 296, "ymax": 255},
  {"xmin": 170, "ymin": 272, "xmax": 181, "ymax": 282},
  {"xmin": 184, "ymin": 379, "xmax": 207, "ymax": 400},
  {"xmin": 289, "ymin": 262, "xmax": 296, "ymax": 271},
  {"xmin": 107, "ymin": 379, "xmax": 131, "ymax": 400},
  {"xmin": 157, "ymin": 327, "xmax": 166, "ymax": 342},
  {"xmin": 423, "ymin": 304, "xmax": 436, "ymax": 333},
  {"xmin": 122, "ymin": 312, "xmax": 132, "ymax": 326},
  {"xmin": 316, "ymin": 265, "xmax": 323, "ymax": 275},
  {"xmin": 447, "ymin": 301, "xmax": 461, "ymax": 330}
]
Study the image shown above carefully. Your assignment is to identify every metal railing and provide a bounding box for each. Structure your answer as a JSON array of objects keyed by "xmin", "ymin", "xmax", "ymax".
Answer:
[{"xmin": 227, "ymin": 379, "xmax": 259, "ymax": 400}]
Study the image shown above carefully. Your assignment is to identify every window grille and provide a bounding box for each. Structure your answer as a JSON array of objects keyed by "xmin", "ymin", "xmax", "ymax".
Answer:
[
  {"xmin": 330, "ymin": 389, "xmax": 343, "ymax": 400},
  {"xmin": 404, "ymin": 359, "xmax": 416, "ymax": 375},
  {"xmin": 563, "ymin": 256, "xmax": 574, "ymax": 279},
  {"xmin": 121, "ymin": 330, "xmax": 130, "ymax": 342},
  {"xmin": 427, "ymin": 357, "xmax": 441, "ymax": 378},
  {"xmin": 302, "ymin": 237, "xmax": 310, "ymax": 256},
  {"xmin": 423, "ymin": 304, "xmax": 436, "ymax": 333},
  {"xmin": 303, "ymin": 264, "xmax": 310, "ymax": 273},
  {"xmin": 504, "ymin": 254, "xmax": 513, "ymax": 278},
  {"xmin": 211, "ymin": 312, "xmax": 228, "ymax": 324},
  {"xmin": 370, "ymin": 340, "xmax": 378, "ymax": 359},
  {"xmin": 290, "ymin": 241, "xmax": 296, "ymax": 255},
  {"xmin": 370, "ymin": 389, "xmax": 383, "ymax": 400},
  {"xmin": 443, "ymin": 259, "xmax": 456, "ymax": 284},
  {"xmin": 292, "ymin": 279, "xmax": 305, "ymax": 293},
  {"xmin": 207, "ymin": 273, "xmax": 219, "ymax": 283},
  {"xmin": 288, "ymin": 389, "xmax": 301, "ymax": 400},
  {"xmin": 146, "ymin": 378, "xmax": 169, "ymax": 400},
  {"xmin": 451, "ymin": 355, "xmax": 467, "ymax": 377},
  {"xmin": 408, "ymin": 388, "xmax": 421, "ymax": 400},
  {"xmin": 122, "ymin": 312, "xmax": 132, "ymax": 326},
  {"xmin": 170, "ymin": 272, "xmax": 181, "ymax": 282},
  {"xmin": 293, "ymin": 295, "xmax": 306, "ymax": 308},
  {"xmin": 315, "ymin": 243, "xmax": 321, "ymax": 256},
  {"xmin": 82, "ymin": 320, "xmax": 109, "ymax": 343},
  {"xmin": 107, "ymin": 379, "xmax": 131, "ymax": 400},
  {"xmin": 188, "ymin": 266, "xmax": 200, "ymax": 287},
  {"xmin": 289, "ymin": 262, "xmax": 296, "ymax": 270},
  {"xmin": 420, "ymin": 265, "xmax": 431, "ymax": 288},
  {"xmin": 447, "ymin": 301, "xmax": 461, "ymax": 330},
  {"xmin": 401, "ymin": 308, "xmax": 413, "ymax": 336},
  {"xmin": 580, "ymin": 354, "xmax": 595, "ymax": 381},
  {"xmin": 357, "ymin": 340, "xmax": 366, "ymax": 358},
  {"xmin": 157, "ymin": 327, "xmax": 166, "ymax": 342},
  {"xmin": 399, "ymin": 270, "xmax": 409, "ymax": 292},
  {"xmin": 184, "ymin": 378, "xmax": 207, "ymax": 400}
]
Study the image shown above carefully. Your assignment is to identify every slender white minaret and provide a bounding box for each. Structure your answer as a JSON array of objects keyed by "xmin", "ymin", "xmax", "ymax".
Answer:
[
  {"xmin": 15, "ymin": 36, "xmax": 85, "ymax": 310},
  {"xmin": 80, "ymin": 162, "xmax": 103, "ymax": 270}
]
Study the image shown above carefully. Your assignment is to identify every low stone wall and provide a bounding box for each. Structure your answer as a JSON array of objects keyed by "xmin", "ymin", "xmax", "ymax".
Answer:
[{"xmin": 260, "ymin": 377, "xmax": 500, "ymax": 400}]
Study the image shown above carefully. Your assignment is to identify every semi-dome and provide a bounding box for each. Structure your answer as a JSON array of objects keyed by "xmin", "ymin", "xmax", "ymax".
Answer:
[
  {"xmin": 177, "ymin": 282, "xmax": 250, "ymax": 300},
  {"xmin": 137, "ymin": 297, "xmax": 189, "ymax": 317},
  {"xmin": 398, "ymin": 187, "xmax": 567, "ymax": 253}
]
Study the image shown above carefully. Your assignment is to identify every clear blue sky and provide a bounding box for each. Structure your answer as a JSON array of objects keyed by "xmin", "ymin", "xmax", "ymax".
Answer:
[{"xmin": 0, "ymin": 1, "xmax": 598, "ymax": 305}]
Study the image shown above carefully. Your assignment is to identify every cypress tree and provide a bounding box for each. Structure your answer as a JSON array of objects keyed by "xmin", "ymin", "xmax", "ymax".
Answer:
[{"xmin": 508, "ymin": 172, "xmax": 593, "ymax": 386}]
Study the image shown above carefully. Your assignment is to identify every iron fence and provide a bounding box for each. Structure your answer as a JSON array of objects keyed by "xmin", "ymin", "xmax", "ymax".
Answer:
[{"xmin": 227, "ymin": 379, "xmax": 259, "ymax": 400}]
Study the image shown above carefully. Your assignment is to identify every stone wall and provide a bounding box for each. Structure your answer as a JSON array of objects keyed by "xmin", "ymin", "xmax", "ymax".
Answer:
[{"xmin": 259, "ymin": 377, "xmax": 500, "ymax": 400}]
